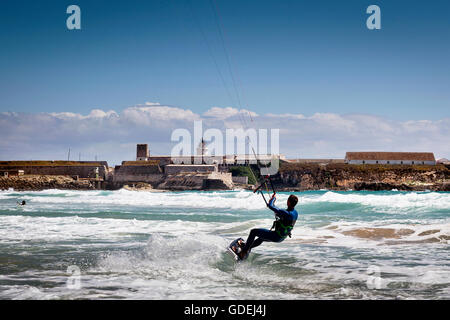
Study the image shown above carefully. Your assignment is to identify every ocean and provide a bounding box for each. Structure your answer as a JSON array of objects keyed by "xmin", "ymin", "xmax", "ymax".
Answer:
[{"xmin": 0, "ymin": 189, "xmax": 448, "ymax": 299}]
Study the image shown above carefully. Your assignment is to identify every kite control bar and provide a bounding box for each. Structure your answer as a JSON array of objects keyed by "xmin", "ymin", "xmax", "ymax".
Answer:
[{"xmin": 253, "ymin": 175, "xmax": 276, "ymax": 206}]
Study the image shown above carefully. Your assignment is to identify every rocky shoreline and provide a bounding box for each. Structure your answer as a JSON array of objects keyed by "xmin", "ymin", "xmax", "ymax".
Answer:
[
  {"xmin": 1, "ymin": 163, "xmax": 449, "ymax": 192},
  {"xmin": 276, "ymin": 163, "xmax": 450, "ymax": 192},
  {"xmin": 0, "ymin": 175, "xmax": 100, "ymax": 191}
]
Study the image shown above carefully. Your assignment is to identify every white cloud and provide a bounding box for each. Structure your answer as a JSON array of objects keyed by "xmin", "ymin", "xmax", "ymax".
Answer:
[
  {"xmin": 49, "ymin": 109, "xmax": 118, "ymax": 121},
  {"xmin": 0, "ymin": 104, "xmax": 448, "ymax": 165},
  {"xmin": 123, "ymin": 105, "xmax": 199, "ymax": 124},
  {"xmin": 265, "ymin": 113, "xmax": 305, "ymax": 119},
  {"xmin": 204, "ymin": 106, "xmax": 257, "ymax": 120}
]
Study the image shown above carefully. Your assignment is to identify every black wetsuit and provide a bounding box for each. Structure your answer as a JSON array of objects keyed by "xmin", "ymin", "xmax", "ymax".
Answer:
[{"xmin": 242, "ymin": 197, "xmax": 298, "ymax": 253}]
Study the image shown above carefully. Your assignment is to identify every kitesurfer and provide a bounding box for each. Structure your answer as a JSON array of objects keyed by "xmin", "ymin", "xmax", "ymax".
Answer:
[{"xmin": 238, "ymin": 194, "xmax": 298, "ymax": 260}]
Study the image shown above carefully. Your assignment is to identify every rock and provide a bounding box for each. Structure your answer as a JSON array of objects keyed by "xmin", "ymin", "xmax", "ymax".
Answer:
[
  {"xmin": 0, "ymin": 175, "xmax": 99, "ymax": 191},
  {"xmin": 277, "ymin": 163, "xmax": 449, "ymax": 191},
  {"xmin": 418, "ymin": 230, "xmax": 440, "ymax": 236},
  {"xmin": 342, "ymin": 227, "xmax": 414, "ymax": 240},
  {"xmin": 123, "ymin": 182, "xmax": 153, "ymax": 191}
]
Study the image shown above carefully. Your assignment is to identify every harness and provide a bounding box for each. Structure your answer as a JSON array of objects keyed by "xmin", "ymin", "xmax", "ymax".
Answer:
[{"xmin": 271, "ymin": 216, "xmax": 296, "ymax": 239}]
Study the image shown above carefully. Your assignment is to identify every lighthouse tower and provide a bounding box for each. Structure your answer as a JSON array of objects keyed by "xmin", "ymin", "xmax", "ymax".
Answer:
[{"xmin": 196, "ymin": 139, "xmax": 208, "ymax": 164}]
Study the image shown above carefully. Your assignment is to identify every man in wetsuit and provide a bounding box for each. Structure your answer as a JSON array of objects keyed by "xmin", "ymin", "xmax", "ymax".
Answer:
[{"xmin": 238, "ymin": 194, "xmax": 298, "ymax": 260}]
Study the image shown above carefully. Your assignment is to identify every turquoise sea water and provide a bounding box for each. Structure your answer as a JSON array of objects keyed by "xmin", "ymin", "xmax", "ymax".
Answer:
[{"xmin": 0, "ymin": 189, "xmax": 448, "ymax": 299}]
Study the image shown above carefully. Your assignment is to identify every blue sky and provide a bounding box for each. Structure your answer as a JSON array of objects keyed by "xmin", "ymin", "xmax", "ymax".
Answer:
[
  {"xmin": 1, "ymin": 0, "xmax": 449, "ymax": 119},
  {"xmin": 0, "ymin": 0, "xmax": 449, "ymax": 163}
]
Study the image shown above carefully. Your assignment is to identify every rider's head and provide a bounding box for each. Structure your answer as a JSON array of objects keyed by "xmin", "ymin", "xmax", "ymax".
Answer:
[{"xmin": 287, "ymin": 194, "xmax": 298, "ymax": 210}]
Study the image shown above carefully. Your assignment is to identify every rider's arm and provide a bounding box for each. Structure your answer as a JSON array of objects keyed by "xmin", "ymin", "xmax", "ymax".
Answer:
[
  {"xmin": 267, "ymin": 195, "xmax": 284, "ymax": 217},
  {"xmin": 268, "ymin": 195, "xmax": 293, "ymax": 220}
]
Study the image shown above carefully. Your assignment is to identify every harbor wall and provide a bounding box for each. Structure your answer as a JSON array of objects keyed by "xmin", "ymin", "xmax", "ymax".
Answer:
[
  {"xmin": 112, "ymin": 163, "xmax": 164, "ymax": 187},
  {"xmin": 0, "ymin": 161, "xmax": 107, "ymax": 179}
]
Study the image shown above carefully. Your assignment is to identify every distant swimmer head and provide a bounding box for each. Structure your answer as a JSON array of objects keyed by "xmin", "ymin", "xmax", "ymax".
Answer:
[
  {"xmin": 287, "ymin": 194, "xmax": 298, "ymax": 210},
  {"xmin": 21, "ymin": 200, "xmax": 26, "ymax": 205}
]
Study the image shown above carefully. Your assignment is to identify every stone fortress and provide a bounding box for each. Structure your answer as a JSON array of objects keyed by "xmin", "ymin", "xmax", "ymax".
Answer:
[
  {"xmin": 0, "ymin": 142, "xmax": 277, "ymax": 191},
  {"xmin": 112, "ymin": 141, "xmax": 287, "ymax": 190},
  {"xmin": 113, "ymin": 142, "xmax": 234, "ymax": 190},
  {"xmin": 0, "ymin": 145, "xmax": 445, "ymax": 191}
]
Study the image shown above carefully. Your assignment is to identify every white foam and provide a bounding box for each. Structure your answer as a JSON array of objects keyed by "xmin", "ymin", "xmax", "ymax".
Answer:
[
  {"xmin": 2, "ymin": 189, "xmax": 449, "ymax": 213},
  {"xmin": 0, "ymin": 215, "xmax": 224, "ymax": 243},
  {"xmin": 6, "ymin": 189, "xmax": 267, "ymax": 211},
  {"xmin": 290, "ymin": 219, "xmax": 450, "ymax": 248},
  {"xmin": 303, "ymin": 191, "xmax": 450, "ymax": 211}
]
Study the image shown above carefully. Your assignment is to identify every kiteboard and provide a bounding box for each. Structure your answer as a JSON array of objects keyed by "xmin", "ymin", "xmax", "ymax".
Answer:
[{"xmin": 227, "ymin": 237, "xmax": 248, "ymax": 261}]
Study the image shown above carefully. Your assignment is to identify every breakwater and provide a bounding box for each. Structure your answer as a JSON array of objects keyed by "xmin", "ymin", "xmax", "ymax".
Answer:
[
  {"xmin": 276, "ymin": 163, "xmax": 450, "ymax": 191},
  {"xmin": 0, "ymin": 160, "xmax": 449, "ymax": 191}
]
